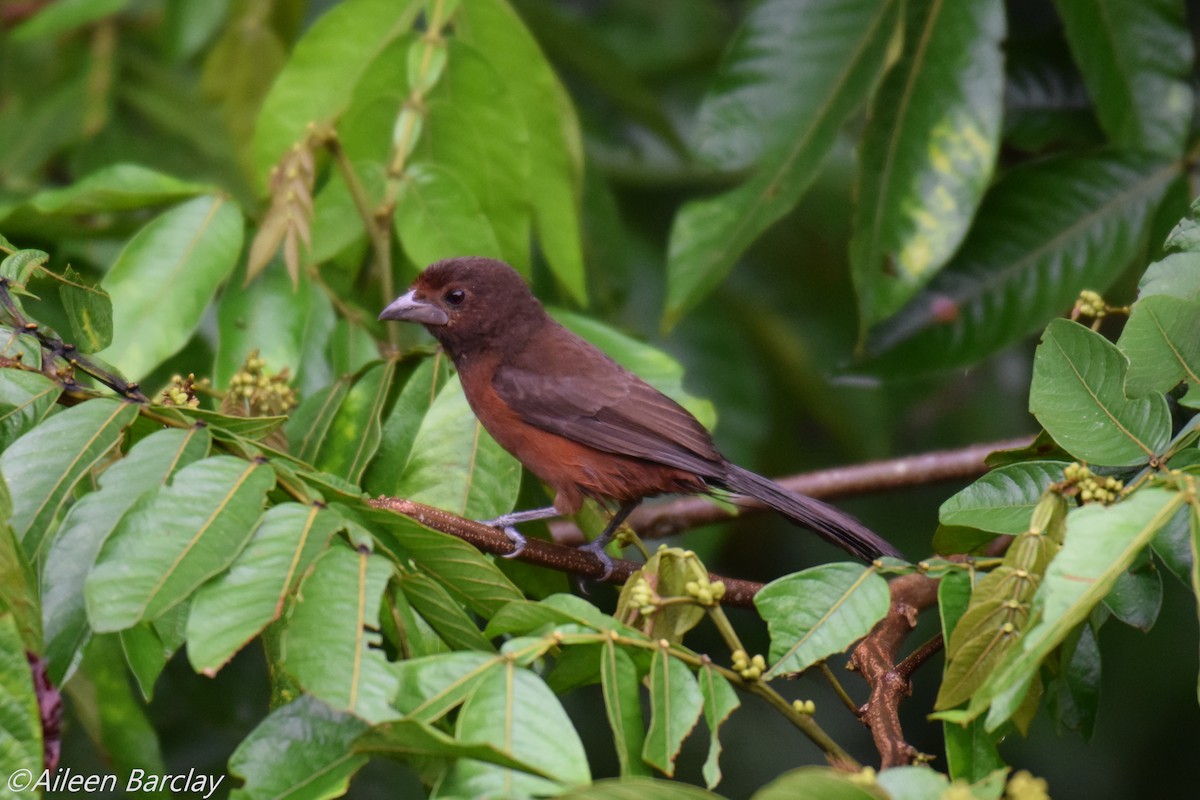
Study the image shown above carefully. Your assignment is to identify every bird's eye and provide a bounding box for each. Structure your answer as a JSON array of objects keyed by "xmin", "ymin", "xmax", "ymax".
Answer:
[{"xmin": 445, "ymin": 289, "xmax": 466, "ymax": 306}]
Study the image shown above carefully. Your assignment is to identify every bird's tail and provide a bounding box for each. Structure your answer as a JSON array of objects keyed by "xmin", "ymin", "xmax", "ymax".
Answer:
[{"xmin": 719, "ymin": 464, "xmax": 903, "ymax": 562}]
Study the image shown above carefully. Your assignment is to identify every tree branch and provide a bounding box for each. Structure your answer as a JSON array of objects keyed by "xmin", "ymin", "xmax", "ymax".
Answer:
[
  {"xmin": 368, "ymin": 496, "xmax": 766, "ymax": 607},
  {"xmin": 848, "ymin": 572, "xmax": 942, "ymax": 768},
  {"xmin": 550, "ymin": 436, "xmax": 1034, "ymax": 545}
]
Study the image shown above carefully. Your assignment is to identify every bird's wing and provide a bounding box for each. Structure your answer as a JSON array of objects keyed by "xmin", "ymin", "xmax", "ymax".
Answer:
[{"xmin": 492, "ymin": 335, "xmax": 723, "ymax": 476}]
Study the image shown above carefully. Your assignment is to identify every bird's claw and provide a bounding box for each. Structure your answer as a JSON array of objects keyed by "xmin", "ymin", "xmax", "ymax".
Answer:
[
  {"xmin": 498, "ymin": 526, "xmax": 527, "ymax": 559},
  {"xmin": 576, "ymin": 539, "xmax": 615, "ymax": 582}
]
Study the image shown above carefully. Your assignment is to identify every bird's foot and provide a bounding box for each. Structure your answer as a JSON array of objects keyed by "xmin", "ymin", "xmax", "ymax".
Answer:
[
  {"xmin": 479, "ymin": 506, "xmax": 558, "ymax": 558},
  {"xmin": 494, "ymin": 525, "xmax": 527, "ymax": 558},
  {"xmin": 576, "ymin": 538, "xmax": 615, "ymax": 582}
]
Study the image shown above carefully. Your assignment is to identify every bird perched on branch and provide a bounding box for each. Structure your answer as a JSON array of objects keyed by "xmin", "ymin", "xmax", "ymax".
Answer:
[{"xmin": 380, "ymin": 257, "xmax": 902, "ymax": 576}]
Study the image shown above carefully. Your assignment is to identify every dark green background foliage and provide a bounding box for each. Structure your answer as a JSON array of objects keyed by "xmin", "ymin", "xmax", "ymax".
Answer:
[{"xmin": 0, "ymin": 0, "xmax": 1199, "ymax": 798}]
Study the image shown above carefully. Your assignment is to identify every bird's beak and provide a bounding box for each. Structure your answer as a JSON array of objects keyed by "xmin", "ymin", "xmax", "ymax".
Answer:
[{"xmin": 378, "ymin": 290, "xmax": 449, "ymax": 326}]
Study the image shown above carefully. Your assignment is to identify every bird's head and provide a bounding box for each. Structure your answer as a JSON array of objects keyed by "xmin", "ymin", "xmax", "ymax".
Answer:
[{"xmin": 379, "ymin": 257, "xmax": 547, "ymax": 356}]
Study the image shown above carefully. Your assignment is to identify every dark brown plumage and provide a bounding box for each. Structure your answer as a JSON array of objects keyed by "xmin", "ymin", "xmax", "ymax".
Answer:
[{"xmin": 380, "ymin": 257, "xmax": 902, "ymax": 572}]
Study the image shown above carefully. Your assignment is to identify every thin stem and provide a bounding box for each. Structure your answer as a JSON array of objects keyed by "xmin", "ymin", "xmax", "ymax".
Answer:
[
  {"xmin": 324, "ymin": 133, "xmax": 396, "ymax": 344},
  {"xmin": 706, "ymin": 604, "xmax": 747, "ymax": 656},
  {"xmin": 820, "ymin": 663, "xmax": 860, "ymax": 714}
]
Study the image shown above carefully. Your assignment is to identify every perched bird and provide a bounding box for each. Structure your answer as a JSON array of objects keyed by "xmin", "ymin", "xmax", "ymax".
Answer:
[{"xmin": 380, "ymin": 257, "xmax": 902, "ymax": 575}]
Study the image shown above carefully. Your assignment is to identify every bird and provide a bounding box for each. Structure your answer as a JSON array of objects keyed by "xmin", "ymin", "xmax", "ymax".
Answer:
[{"xmin": 379, "ymin": 257, "xmax": 903, "ymax": 576}]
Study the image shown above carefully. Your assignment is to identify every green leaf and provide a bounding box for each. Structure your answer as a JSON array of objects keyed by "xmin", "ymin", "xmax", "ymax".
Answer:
[
  {"xmin": 392, "ymin": 651, "xmax": 500, "ymax": 722},
  {"xmin": 287, "ymin": 376, "xmax": 352, "ymax": 466},
  {"xmin": 100, "ymin": 195, "xmax": 244, "ymax": 379},
  {"xmin": 851, "ymin": 0, "xmax": 1004, "ymax": 327},
  {"xmin": 393, "ymin": 374, "xmax": 522, "ymax": 520},
  {"xmin": 57, "ymin": 265, "xmax": 113, "ymax": 352},
  {"xmin": 665, "ymin": 0, "xmax": 900, "ymax": 324},
  {"xmin": 415, "ymin": 40, "xmax": 532, "ymax": 267},
  {"xmin": 310, "ymin": 160, "xmax": 385, "ymax": 263},
  {"xmin": 556, "ymin": 778, "xmax": 724, "ymax": 800},
  {"xmin": 355, "ymin": 717, "xmax": 555, "ymax": 775},
  {"xmin": 215, "ymin": 265, "xmax": 327, "ymax": 391},
  {"xmin": 280, "ymin": 546, "xmax": 399, "ymax": 723},
  {"xmin": 1030, "ymin": 319, "xmax": 1171, "ymax": 466},
  {"xmin": 600, "ymin": 640, "xmax": 650, "ymax": 778},
  {"xmin": 1193, "ymin": 503, "xmax": 1200, "ymax": 704},
  {"xmin": 1102, "ymin": 556, "xmax": 1162, "ymax": 631},
  {"xmin": 939, "ymin": 461, "xmax": 1066, "ymax": 534},
  {"xmin": 698, "ymin": 665, "xmax": 739, "ymax": 790},
  {"xmin": 0, "ymin": 249, "xmax": 47, "ymax": 288},
  {"xmin": 362, "ymin": 507, "xmax": 522, "ymax": 617},
  {"xmin": 394, "ymin": 162, "xmax": 504, "ymax": 266},
  {"xmin": 200, "ymin": 6, "xmax": 288, "ymax": 176},
  {"xmin": 43, "ymin": 426, "xmax": 210, "ymax": 683},
  {"xmin": 74, "ymin": 635, "xmax": 169, "ymax": 791},
  {"xmin": 396, "ymin": 572, "xmax": 494, "ymax": 652},
  {"xmin": 1003, "ymin": 39, "xmax": 1104, "ymax": 152},
  {"xmin": 85, "ymin": 456, "xmax": 274, "ymax": 631},
  {"xmin": 874, "ymin": 766, "xmax": 954, "ymax": 799},
  {"xmin": 228, "ymin": 695, "xmax": 368, "ymax": 800},
  {"xmin": 162, "ymin": 0, "xmax": 228, "ymax": 62},
  {"xmin": 120, "ymin": 613, "xmax": 182, "ymax": 702},
  {"xmin": 509, "ymin": 0, "xmax": 684, "ymax": 154},
  {"xmin": 0, "ymin": 614, "xmax": 42, "ymax": 794},
  {"xmin": 1055, "ymin": 0, "xmax": 1192, "ymax": 156},
  {"xmin": 1118, "ymin": 294, "xmax": 1200, "ymax": 396},
  {"xmin": 755, "ymin": 563, "xmax": 891, "ymax": 678},
  {"xmin": 311, "ymin": 360, "xmax": 394, "ymax": 484},
  {"xmin": 936, "ymin": 565, "xmax": 1039, "ymax": 710},
  {"xmin": 336, "ymin": 35, "xmax": 411, "ymax": 165},
  {"xmin": 186, "ymin": 503, "xmax": 341, "ymax": 674},
  {"xmin": 751, "ymin": 767, "xmax": 889, "ymax": 799},
  {"xmin": 438, "ymin": 660, "xmax": 591, "ymax": 797},
  {"xmin": 168, "ymin": 407, "xmax": 289, "ymax": 441},
  {"xmin": 861, "ymin": 153, "xmax": 1177, "ymax": 373},
  {"xmin": 252, "ymin": 0, "xmax": 418, "ymax": 183},
  {"xmin": 363, "ymin": 354, "xmax": 452, "ymax": 496},
  {"xmin": 1150, "ymin": 505, "xmax": 1192, "ymax": 584},
  {"xmin": 0, "ymin": 370, "xmax": 60, "ymax": 454},
  {"xmin": 0, "ymin": 512, "xmax": 39, "ymax": 653},
  {"xmin": 942, "ymin": 716, "xmax": 1005, "ymax": 784},
  {"xmin": 642, "ymin": 648, "xmax": 703, "ymax": 777},
  {"xmin": 969, "ymin": 488, "xmax": 1182, "ymax": 728},
  {"xmin": 0, "ymin": 398, "xmax": 139, "ymax": 561},
  {"xmin": 29, "ymin": 163, "xmax": 212, "ymax": 215},
  {"xmin": 457, "ymin": 0, "xmax": 587, "ymax": 303},
  {"xmin": 10, "ymin": 0, "xmax": 129, "ymax": 41},
  {"xmin": 1046, "ymin": 621, "xmax": 1101, "ymax": 740},
  {"xmin": 1139, "ymin": 251, "xmax": 1200, "ymax": 300},
  {"xmin": 485, "ymin": 594, "xmax": 637, "ymax": 639},
  {"xmin": 692, "ymin": 0, "xmax": 888, "ymax": 169}
]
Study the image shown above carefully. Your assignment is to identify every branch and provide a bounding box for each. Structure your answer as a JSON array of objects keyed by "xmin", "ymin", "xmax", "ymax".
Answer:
[
  {"xmin": 550, "ymin": 436, "xmax": 1034, "ymax": 545},
  {"xmin": 848, "ymin": 572, "xmax": 942, "ymax": 768},
  {"xmin": 368, "ymin": 497, "xmax": 766, "ymax": 607}
]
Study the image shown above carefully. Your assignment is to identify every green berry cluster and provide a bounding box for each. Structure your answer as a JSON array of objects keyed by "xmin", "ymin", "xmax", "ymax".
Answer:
[
  {"xmin": 731, "ymin": 649, "xmax": 766, "ymax": 680},
  {"xmin": 791, "ymin": 698, "xmax": 816, "ymax": 715},
  {"xmin": 1005, "ymin": 770, "xmax": 1050, "ymax": 800},
  {"xmin": 227, "ymin": 350, "xmax": 298, "ymax": 416},
  {"xmin": 684, "ymin": 575, "xmax": 726, "ymax": 606},
  {"xmin": 160, "ymin": 373, "xmax": 201, "ymax": 408},
  {"xmin": 1062, "ymin": 462, "xmax": 1122, "ymax": 504},
  {"xmin": 626, "ymin": 576, "xmax": 658, "ymax": 616},
  {"xmin": 1075, "ymin": 289, "xmax": 1106, "ymax": 318}
]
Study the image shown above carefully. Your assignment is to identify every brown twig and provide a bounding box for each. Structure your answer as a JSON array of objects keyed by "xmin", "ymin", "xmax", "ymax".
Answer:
[
  {"xmin": 367, "ymin": 497, "xmax": 766, "ymax": 607},
  {"xmin": 550, "ymin": 436, "xmax": 1034, "ymax": 545},
  {"xmin": 849, "ymin": 572, "xmax": 942, "ymax": 768}
]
